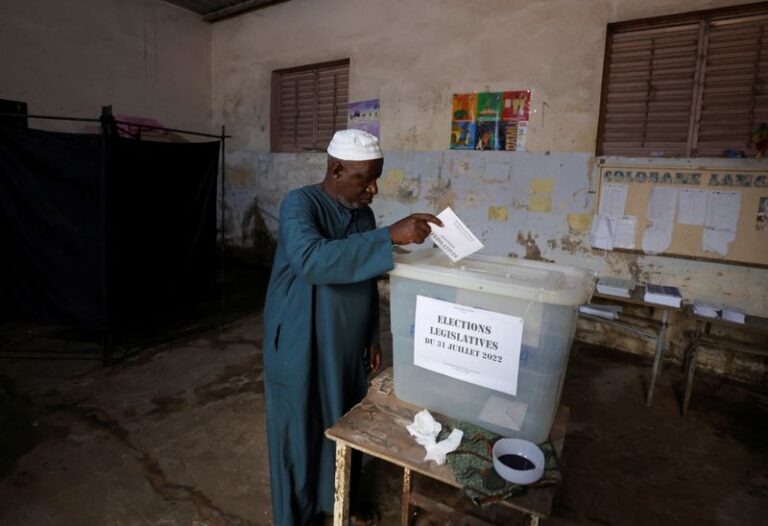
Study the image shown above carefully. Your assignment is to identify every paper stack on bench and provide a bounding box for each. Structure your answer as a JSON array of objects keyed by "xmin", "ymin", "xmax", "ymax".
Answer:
[
  {"xmin": 596, "ymin": 277, "xmax": 634, "ymax": 298},
  {"xmin": 722, "ymin": 305, "xmax": 746, "ymax": 324},
  {"xmin": 579, "ymin": 304, "xmax": 622, "ymax": 320},
  {"xmin": 644, "ymin": 283, "xmax": 683, "ymax": 308},
  {"xmin": 693, "ymin": 301, "xmax": 720, "ymax": 318}
]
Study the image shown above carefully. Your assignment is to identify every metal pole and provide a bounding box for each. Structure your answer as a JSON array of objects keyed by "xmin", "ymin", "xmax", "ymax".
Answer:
[{"xmin": 220, "ymin": 125, "xmax": 226, "ymax": 246}]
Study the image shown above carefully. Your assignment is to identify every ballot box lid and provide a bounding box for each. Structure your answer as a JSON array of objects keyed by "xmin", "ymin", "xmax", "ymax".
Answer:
[{"xmin": 389, "ymin": 249, "xmax": 593, "ymax": 306}]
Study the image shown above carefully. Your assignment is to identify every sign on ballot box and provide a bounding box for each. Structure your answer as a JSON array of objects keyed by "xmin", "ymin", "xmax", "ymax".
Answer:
[{"xmin": 413, "ymin": 295, "xmax": 523, "ymax": 396}]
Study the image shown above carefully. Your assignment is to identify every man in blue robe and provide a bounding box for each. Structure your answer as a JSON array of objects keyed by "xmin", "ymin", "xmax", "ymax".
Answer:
[{"xmin": 263, "ymin": 129, "xmax": 440, "ymax": 525}]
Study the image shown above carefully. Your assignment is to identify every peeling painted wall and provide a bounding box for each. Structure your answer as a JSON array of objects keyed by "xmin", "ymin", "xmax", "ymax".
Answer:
[
  {"xmin": 1, "ymin": 0, "xmax": 212, "ymax": 133},
  {"xmin": 212, "ymin": 0, "xmax": 768, "ymax": 383}
]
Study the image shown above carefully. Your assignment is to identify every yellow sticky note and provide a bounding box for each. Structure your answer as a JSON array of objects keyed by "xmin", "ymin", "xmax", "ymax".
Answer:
[
  {"xmin": 531, "ymin": 178, "xmax": 554, "ymax": 194},
  {"xmin": 487, "ymin": 206, "xmax": 509, "ymax": 221},
  {"xmin": 567, "ymin": 213, "xmax": 592, "ymax": 232},
  {"xmin": 528, "ymin": 195, "xmax": 552, "ymax": 212}
]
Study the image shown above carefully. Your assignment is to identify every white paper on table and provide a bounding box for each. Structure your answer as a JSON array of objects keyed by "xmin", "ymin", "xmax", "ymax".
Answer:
[
  {"xmin": 641, "ymin": 220, "xmax": 673, "ymax": 253},
  {"xmin": 647, "ymin": 187, "xmax": 678, "ymax": 222},
  {"xmin": 702, "ymin": 227, "xmax": 735, "ymax": 256},
  {"xmin": 598, "ymin": 183, "xmax": 628, "ymax": 217},
  {"xmin": 413, "ymin": 296, "xmax": 523, "ymax": 396},
  {"xmin": 677, "ymin": 189, "xmax": 709, "ymax": 225},
  {"xmin": 705, "ymin": 191, "xmax": 741, "ymax": 232},
  {"xmin": 590, "ymin": 214, "xmax": 614, "ymax": 250},
  {"xmin": 429, "ymin": 207, "xmax": 484, "ymax": 262},
  {"xmin": 612, "ymin": 216, "xmax": 637, "ymax": 249}
]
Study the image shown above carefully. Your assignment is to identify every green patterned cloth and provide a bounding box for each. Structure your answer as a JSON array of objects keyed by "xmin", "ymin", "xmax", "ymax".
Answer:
[{"xmin": 438, "ymin": 421, "xmax": 562, "ymax": 506}]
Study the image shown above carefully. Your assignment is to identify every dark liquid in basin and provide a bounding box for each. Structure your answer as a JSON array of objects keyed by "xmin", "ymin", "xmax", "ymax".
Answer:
[{"xmin": 498, "ymin": 454, "xmax": 535, "ymax": 470}]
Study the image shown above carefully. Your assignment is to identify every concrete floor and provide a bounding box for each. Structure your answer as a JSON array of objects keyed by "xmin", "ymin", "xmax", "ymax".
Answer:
[{"xmin": 1, "ymin": 265, "xmax": 767, "ymax": 525}]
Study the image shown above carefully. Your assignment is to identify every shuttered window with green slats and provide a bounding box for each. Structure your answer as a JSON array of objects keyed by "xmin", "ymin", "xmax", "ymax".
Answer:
[
  {"xmin": 597, "ymin": 4, "xmax": 768, "ymax": 158},
  {"xmin": 271, "ymin": 59, "xmax": 349, "ymax": 152}
]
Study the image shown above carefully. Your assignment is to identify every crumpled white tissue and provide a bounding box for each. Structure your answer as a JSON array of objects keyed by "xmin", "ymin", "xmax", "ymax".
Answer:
[{"xmin": 406, "ymin": 409, "xmax": 463, "ymax": 465}]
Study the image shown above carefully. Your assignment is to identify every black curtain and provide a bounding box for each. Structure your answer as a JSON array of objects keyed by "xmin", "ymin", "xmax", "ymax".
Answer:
[{"xmin": 0, "ymin": 124, "xmax": 219, "ymax": 331}]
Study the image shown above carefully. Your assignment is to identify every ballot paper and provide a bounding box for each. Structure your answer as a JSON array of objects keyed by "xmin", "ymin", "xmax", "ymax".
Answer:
[{"xmin": 430, "ymin": 207, "xmax": 484, "ymax": 262}]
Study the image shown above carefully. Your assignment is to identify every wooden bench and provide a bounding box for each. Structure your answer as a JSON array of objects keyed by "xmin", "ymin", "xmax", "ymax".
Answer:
[
  {"xmin": 683, "ymin": 307, "xmax": 768, "ymax": 415},
  {"xmin": 579, "ymin": 286, "xmax": 681, "ymax": 406}
]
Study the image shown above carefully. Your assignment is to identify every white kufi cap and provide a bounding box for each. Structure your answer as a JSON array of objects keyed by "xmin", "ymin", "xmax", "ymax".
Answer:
[{"xmin": 327, "ymin": 129, "xmax": 383, "ymax": 161}]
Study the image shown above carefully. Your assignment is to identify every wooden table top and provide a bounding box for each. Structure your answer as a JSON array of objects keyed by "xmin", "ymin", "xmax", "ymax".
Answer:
[{"xmin": 325, "ymin": 368, "xmax": 569, "ymax": 518}]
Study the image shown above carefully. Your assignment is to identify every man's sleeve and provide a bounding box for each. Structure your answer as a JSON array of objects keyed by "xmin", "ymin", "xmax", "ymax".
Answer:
[{"xmin": 280, "ymin": 191, "xmax": 394, "ymax": 285}]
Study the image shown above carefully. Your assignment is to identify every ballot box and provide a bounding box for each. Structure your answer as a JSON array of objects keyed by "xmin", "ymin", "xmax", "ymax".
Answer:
[{"xmin": 389, "ymin": 250, "xmax": 592, "ymax": 442}]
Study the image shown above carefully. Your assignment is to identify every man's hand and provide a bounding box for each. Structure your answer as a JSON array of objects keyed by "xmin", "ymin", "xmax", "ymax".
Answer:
[
  {"xmin": 364, "ymin": 343, "xmax": 382, "ymax": 374},
  {"xmin": 388, "ymin": 213, "xmax": 443, "ymax": 245}
]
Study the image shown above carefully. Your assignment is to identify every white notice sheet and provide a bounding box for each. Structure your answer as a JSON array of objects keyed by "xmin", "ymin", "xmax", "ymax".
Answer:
[
  {"xmin": 641, "ymin": 221, "xmax": 673, "ymax": 254},
  {"xmin": 677, "ymin": 189, "xmax": 709, "ymax": 225},
  {"xmin": 414, "ymin": 296, "xmax": 523, "ymax": 396},
  {"xmin": 647, "ymin": 187, "xmax": 678, "ymax": 222},
  {"xmin": 612, "ymin": 216, "xmax": 637, "ymax": 249},
  {"xmin": 429, "ymin": 207, "xmax": 484, "ymax": 262},
  {"xmin": 703, "ymin": 227, "xmax": 735, "ymax": 256},
  {"xmin": 590, "ymin": 214, "xmax": 614, "ymax": 250},
  {"xmin": 598, "ymin": 183, "xmax": 628, "ymax": 217},
  {"xmin": 705, "ymin": 191, "xmax": 741, "ymax": 232}
]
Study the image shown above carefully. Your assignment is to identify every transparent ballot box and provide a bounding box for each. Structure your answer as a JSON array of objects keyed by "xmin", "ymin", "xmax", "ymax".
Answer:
[{"xmin": 389, "ymin": 250, "xmax": 592, "ymax": 442}]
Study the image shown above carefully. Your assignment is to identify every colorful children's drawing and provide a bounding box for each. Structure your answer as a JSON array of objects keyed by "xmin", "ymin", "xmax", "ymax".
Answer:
[
  {"xmin": 348, "ymin": 99, "xmax": 380, "ymax": 138},
  {"xmin": 452, "ymin": 93, "xmax": 476, "ymax": 122},
  {"xmin": 448, "ymin": 89, "xmax": 531, "ymax": 151},
  {"xmin": 475, "ymin": 121, "xmax": 499, "ymax": 151},
  {"xmin": 502, "ymin": 90, "xmax": 531, "ymax": 121},
  {"xmin": 451, "ymin": 121, "xmax": 476, "ymax": 150},
  {"xmin": 476, "ymin": 92, "xmax": 502, "ymax": 122}
]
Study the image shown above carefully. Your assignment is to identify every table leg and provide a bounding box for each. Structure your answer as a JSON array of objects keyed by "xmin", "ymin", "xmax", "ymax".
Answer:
[
  {"xmin": 333, "ymin": 442, "xmax": 351, "ymax": 526},
  {"xmin": 646, "ymin": 307, "xmax": 670, "ymax": 407},
  {"xmin": 401, "ymin": 467, "xmax": 412, "ymax": 526},
  {"xmin": 683, "ymin": 321, "xmax": 703, "ymax": 415}
]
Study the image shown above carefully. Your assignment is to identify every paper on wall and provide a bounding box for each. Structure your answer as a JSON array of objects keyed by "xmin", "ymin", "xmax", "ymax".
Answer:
[
  {"xmin": 703, "ymin": 227, "xmax": 735, "ymax": 256},
  {"xmin": 598, "ymin": 183, "xmax": 628, "ymax": 217},
  {"xmin": 590, "ymin": 214, "xmax": 614, "ymax": 250},
  {"xmin": 429, "ymin": 207, "xmax": 484, "ymax": 262},
  {"xmin": 612, "ymin": 216, "xmax": 637, "ymax": 249},
  {"xmin": 677, "ymin": 189, "xmax": 709, "ymax": 225},
  {"xmin": 647, "ymin": 187, "xmax": 678, "ymax": 222},
  {"xmin": 641, "ymin": 220, "xmax": 673, "ymax": 254},
  {"xmin": 705, "ymin": 191, "xmax": 741, "ymax": 232}
]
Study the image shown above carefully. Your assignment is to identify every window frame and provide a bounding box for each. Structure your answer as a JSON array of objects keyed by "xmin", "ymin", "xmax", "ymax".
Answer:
[
  {"xmin": 596, "ymin": 2, "xmax": 768, "ymax": 158},
  {"xmin": 270, "ymin": 58, "xmax": 350, "ymax": 153}
]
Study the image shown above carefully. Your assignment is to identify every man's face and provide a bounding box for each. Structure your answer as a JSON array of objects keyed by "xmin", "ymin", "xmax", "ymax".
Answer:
[{"xmin": 333, "ymin": 158, "xmax": 383, "ymax": 209}]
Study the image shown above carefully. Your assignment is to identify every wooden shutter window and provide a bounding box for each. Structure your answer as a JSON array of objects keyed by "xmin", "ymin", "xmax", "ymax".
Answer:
[
  {"xmin": 601, "ymin": 24, "xmax": 700, "ymax": 157},
  {"xmin": 272, "ymin": 60, "xmax": 349, "ymax": 153},
  {"xmin": 695, "ymin": 14, "xmax": 768, "ymax": 156},
  {"xmin": 598, "ymin": 3, "xmax": 768, "ymax": 158}
]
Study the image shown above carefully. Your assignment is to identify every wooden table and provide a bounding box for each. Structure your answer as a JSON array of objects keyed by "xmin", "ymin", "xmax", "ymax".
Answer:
[
  {"xmin": 325, "ymin": 368, "xmax": 568, "ymax": 526},
  {"xmin": 683, "ymin": 307, "xmax": 768, "ymax": 415},
  {"xmin": 579, "ymin": 287, "xmax": 681, "ymax": 406}
]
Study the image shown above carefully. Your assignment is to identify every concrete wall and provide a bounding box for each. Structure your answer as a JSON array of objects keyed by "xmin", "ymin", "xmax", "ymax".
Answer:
[
  {"xmin": 1, "ymin": 0, "xmax": 212, "ymax": 133},
  {"xmin": 212, "ymin": 0, "xmax": 768, "ymax": 383}
]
